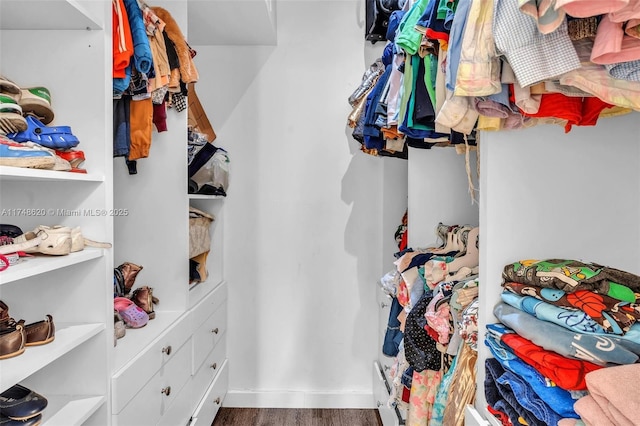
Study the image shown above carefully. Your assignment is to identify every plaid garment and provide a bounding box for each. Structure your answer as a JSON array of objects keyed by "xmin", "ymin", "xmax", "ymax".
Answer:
[{"xmin": 493, "ymin": 0, "xmax": 580, "ymax": 88}]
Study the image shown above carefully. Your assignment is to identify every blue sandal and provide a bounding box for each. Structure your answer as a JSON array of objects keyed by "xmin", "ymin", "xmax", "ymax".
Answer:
[{"xmin": 7, "ymin": 115, "xmax": 79, "ymax": 149}]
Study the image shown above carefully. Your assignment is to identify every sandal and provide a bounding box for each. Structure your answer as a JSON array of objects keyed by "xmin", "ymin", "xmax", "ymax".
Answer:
[
  {"xmin": 114, "ymin": 297, "xmax": 148, "ymax": 328},
  {"xmin": 54, "ymin": 149, "xmax": 86, "ymax": 172},
  {"xmin": 7, "ymin": 226, "xmax": 71, "ymax": 256},
  {"xmin": 7, "ymin": 115, "xmax": 79, "ymax": 149},
  {"xmin": 68, "ymin": 226, "xmax": 112, "ymax": 252},
  {"xmin": 0, "ymin": 231, "xmax": 44, "ymax": 255}
]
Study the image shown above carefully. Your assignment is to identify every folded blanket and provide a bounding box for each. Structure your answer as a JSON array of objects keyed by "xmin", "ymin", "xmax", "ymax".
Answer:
[
  {"xmin": 574, "ymin": 395, "xmax": 617, "ymax": 426},
  {"xmin": 584, "ymin": 363, "xmax": 640, "ymax": 426},
  {"xmin": 501, "ymin": 331, "xmax": 602, "ymax": 390},
  {"xmin": 503, "ymin": 281, "xmax": 640, "ymax": 334},
  {"xmin": 500, "ymin": 291, "xmax": 640, "ymax": 355},
  {"xmin": 495, "ymin": 302, "xmax": 639, "ymax": 366},
  {"xmin": 502, "ymin": 259, "xmax": 640, "ymax": 294}
]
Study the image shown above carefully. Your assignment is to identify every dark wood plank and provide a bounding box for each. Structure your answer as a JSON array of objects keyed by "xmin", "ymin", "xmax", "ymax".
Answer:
[{"xmin": 211, "ymin": 408, "xmax": 383, "ymax": 426}]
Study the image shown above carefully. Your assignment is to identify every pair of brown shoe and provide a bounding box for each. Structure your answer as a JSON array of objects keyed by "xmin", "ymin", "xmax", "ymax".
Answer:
[{"xmin": 0, "ymin": 301, "xmax": 55, "ymax": 360}]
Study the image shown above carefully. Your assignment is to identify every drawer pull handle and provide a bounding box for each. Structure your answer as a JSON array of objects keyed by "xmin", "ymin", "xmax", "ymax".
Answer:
[
  {"xmin": 162, "ymin": 345, "xmax": 172, "ymax": 356},
  {"xmin": 211, "ymin": 327, "xmax": 219, "ymax": 334},
  {"xmin": 376, "ymin": 401, "xmax": 383, "ymax": 408},
  {"xmin": 214, "ymin": 397, "xmax": 221, "ymax": 405},
  {"xmin": 380, "ymin": 302, "xmax": 388, "ymax": 309},
  {"xmin": 211, "ymin": 362, "xmax": 218, "ymax": 370},
  {"xmin": 161, "ymin": 386, "xmax": 171, "ymax": 396}
]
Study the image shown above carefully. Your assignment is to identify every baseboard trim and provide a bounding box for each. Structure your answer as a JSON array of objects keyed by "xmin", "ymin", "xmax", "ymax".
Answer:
[{"xmin": 223, "ymin": 390, "xmax": 374, "ymax": 408}]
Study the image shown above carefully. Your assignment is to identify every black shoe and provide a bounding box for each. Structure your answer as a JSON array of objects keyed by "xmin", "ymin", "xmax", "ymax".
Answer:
[
  {"xmin": 0, "ymin": 384, "xmax": 47, "ymax": 420},
  {"xmin": 0, "ymin": 413, "xmax": 42, "ymax": 425}
]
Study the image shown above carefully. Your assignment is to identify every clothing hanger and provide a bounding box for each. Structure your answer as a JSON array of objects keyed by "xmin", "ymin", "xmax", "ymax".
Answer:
[
  {"xmin": 452, "ymin": 226, "xmax": 472, "ymax": 257},
  {"xmin": 431, "ymin": 225, "xmax": 460, "ymax": 254},
  {"xmin": 444, "ymin": 227, "xmax": 479, "ymax": 273}
]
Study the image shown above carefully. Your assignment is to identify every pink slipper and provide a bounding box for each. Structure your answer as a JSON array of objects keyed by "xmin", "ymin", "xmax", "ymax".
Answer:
[{"xmin": 114, "ymin": 297, "xmax": 148, "ymax": 328}]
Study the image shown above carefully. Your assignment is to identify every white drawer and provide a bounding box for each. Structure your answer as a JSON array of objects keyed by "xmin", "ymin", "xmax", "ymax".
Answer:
[
  {"xmin": 378, "ymin": 356, "xmax": 395, "ymax": 386},
  {"xmin": 114, "ymin": 339, "xmax": 192, "ymax": 425},
  {"xmin": 372, "ymin": 362, "xmax": 399, "ymax": 426},
  {"xmin": 193, "ymin": 303, "xmax": 227, "ymax": 373},
  {"xmin": 112, "ymin": 314, "xmax": 193, "ymax": 414},
  {"xmin": 192, "ymin": 339, "xmax": 227, "ymax": 395},
  {"xmin": 192, "ymin": 282, "xmax": 227, "ymax": 331},
  {"xmin": 190, "ymin": 360, "xmax": 229, "ymax": 426}
]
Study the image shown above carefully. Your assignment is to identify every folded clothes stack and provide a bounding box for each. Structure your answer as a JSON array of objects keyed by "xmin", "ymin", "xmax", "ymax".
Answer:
[{"xmin": 485, "ymin": 259, "xmax": 640, "ymax": 426}]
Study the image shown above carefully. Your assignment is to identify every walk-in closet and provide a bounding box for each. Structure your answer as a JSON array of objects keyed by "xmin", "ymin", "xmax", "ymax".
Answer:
[{"xmin": 0, "ymin": 0, "xmax": 639, "ymax": 425}]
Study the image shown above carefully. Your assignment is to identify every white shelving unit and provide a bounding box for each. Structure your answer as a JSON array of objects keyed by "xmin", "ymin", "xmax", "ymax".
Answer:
[
  {"xmin": 374, "ymin": 146, "xmax": 480, "ymax": 425},
  {"xmin": 473, "ymin": 112, "xmax": 640, "ymax": 424},
  {"xmin": 111, "ymin": 2, "xmax": 230, "ymax": 424},
  {"xmin": 393, "ymin": 113, "xmax": 640, "ymax": 425},
  {"xmin": 0, "ymin": 1, "xmax": 113, "ymax": 425}
]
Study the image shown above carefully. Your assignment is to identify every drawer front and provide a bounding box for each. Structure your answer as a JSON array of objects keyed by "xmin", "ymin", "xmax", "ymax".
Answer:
[
  {"xmin": 190, "ymin": 360, "xmax": 229, "ymax": 426},
  {"xmin": 378, "ymin": 357, "xmax": 395, "ymax": 386},
  {"xmin": 193, "ymin": 303, "xmax": 227, "ymax": 372},
  {"xmin": 372, "ymin": 362, "xmax": 399, "ymax": 426},
  {"xmin": 114, "ymin": 340, "xmax": 192, "ymax": 425},
  {"xmin": 112, "ymin": 314, "xmax": 192, "ymax": 413},
  {"xmin": 192, "ymin": 282, "xmax": 228, "ymax": 330},
  {"xmin": 192, "ymin": 339, "xmax": 227, "ymax": 395}
]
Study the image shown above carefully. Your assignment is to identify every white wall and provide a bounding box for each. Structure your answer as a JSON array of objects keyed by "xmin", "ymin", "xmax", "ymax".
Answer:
[{"xmin": 193, "ymin": 0, "xmax": 408, "ymax": 407}]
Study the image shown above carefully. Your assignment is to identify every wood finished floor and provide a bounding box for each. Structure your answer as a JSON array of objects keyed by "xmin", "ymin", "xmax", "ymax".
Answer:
[{"xmin": 211, "ymin": 408, "xmax": 383, "ymax": 426}]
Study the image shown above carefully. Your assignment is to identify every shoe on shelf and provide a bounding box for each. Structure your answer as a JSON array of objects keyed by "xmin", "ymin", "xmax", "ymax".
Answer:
[
  {"xmin": 6, "ymin": 226, "xmax": 71, "ymax": 256},
  {"xmin": 0, "ymin": 136, "xmax": 55, "ymax": 169},
  {"xmin": 54, "ymin": 149, "xmax": 85, "ymax": 171},
  {"xmin": 24, "ymin": 314, "xmax": 55, "ymax": 346},
  {"xmin": 0, "ymin": 77, "xmax": 27, "ymax": 135},
  {"xmin": 114, "ymin": 297, "xmax": 148, "ymax": 329},
  {"xmin": 114, "ymin": 311, "xmax": 126, "ymax": 344},
  {"xmin": 6, "ymin": 115, "xmax": 79, "ymax": 150},
  {"xmin": 19, "ymin": 87, "xmax": 54, "ymax": 125},
  {"xmin": 0, "ymin": 413, "xmax": 42, "ymax": 426},
  {"xmin": 69, "ymin": 226, "xmax": 112, "ymax": 252},
  {"xmin": 0, "ymin": 76, "xmax": 20, "ymax": 97},
  {"xmin": 0, "ymin": 94, "xmax": 27, "ymax": 135},
  {"xmin": 0, "ymin": 384, "xmax": 48, "ymax": 421},
  {"xmin": 0, "ymin": 322, "xmax": 25, "ymax": 360}
]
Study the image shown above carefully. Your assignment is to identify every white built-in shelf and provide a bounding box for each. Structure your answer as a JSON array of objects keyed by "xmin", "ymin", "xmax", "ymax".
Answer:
[
  {"xmin": 0, "ymin": 0, "xmax": 102, "ymax": 31},
  {"xmin": 42, "ymin": 395, "xmax": 105, "ymax": 426},
  {"xmin": 188, "ymin": 279, "xmax": 224, "ymax": 309},
  {"xmin": 188, "ymin": 194, "xmax": 226, "ymax": 200},
  {"xmin": 113, "ymin": 310, "xmax": 185, "ymax": 373},
  {"xmin": 0, "ymin": 322, "xmax": 104, "ymax": 390},
  {"xmin": 0, "ymin": 166, "xmax": 104, "ymax": 183},
  {"xmin": 0, "ymin": 249, "xmax": 104, "ymax": 285}
]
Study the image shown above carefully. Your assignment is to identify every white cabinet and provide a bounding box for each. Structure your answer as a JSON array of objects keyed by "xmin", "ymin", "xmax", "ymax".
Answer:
[{"xmin": 0, "ymin": 0, "xmax": 112, "ymax": 425}]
